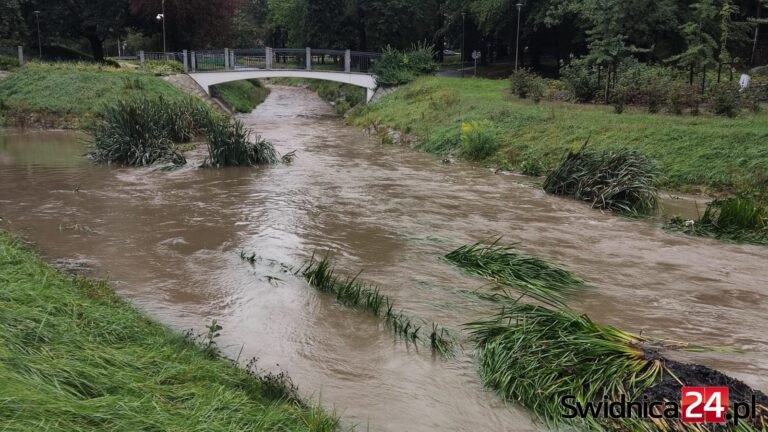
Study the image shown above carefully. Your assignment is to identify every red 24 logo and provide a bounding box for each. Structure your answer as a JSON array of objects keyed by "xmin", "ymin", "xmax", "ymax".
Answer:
[{"xmin": 681, "ymin": 387, "xmax": 729, "ymax": 423}]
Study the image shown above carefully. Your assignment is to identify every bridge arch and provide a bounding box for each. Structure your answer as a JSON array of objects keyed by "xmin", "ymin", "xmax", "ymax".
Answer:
[{"xmin": 187, "ymin": 70, "xmax": 379, "ymax": 103}]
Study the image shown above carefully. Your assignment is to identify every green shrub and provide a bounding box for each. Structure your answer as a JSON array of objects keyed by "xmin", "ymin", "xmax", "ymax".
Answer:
[
  {"xmin": 543, "ymin": 144, "xmax": 660, "ymax": 215},
  {"xmin": 559, "ymin": 58, "xmax": 601, "ymax": 103},
  {"xmin": 460, "ymin": 120, "xmax": 498, "ymax": 161},
  {"xmin": 741, "ymin": 87, "xmax": 762, "ymax": 113},
  {"xmin": 335, "ymin": 100, "xmax": 351, "ymax": 115},
  {"xmin": 0, "ymin": 55, "xmax": 18, "ymax": 70},
  {"xmin": 373, "ymin": 43, "xmax": 437, "ymax": 87},
  {"xmin": 205, "ymin": 117, "xmax": 278, "ymax": 167},
  {"xmin": 509, "ymin": 69, "xmax": 544, "ymax": 100},
  {"xmin": 520, "ymin": 159, "xmax": 544, "ymax": 177},
  {"xmin": 709, "ymin": 82, "xmax": 740, "ymax": 117},
  {"xmin": 666, "ymin": 82, "xmax": 697, "ymax": 114},
  {"xmin": 143, "ymin": 60, "xmax": 184, "ymax": 76}
]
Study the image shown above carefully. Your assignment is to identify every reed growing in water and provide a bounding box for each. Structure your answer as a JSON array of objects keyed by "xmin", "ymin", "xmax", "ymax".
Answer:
[
  {"xmin": 669, "ymin": 196, "xmax": 768, "ymax": 246},
  {"xmin": 205, "ymin": 116, "xmax": 278, "ymax": 167},
  {"xmin": 543, "ymin": 143, "xmax": 660, "ymax": 216},
  {"xmin": 89, "ymin": 96, "xmax": 208, "ymax": 166},
  {"xmin": 298, "ymin": 255, "xmax": 456, "ymax": 356},
  {"xmin": 90, "ymin": 96, "xmax": 279, "ymax": 167}
]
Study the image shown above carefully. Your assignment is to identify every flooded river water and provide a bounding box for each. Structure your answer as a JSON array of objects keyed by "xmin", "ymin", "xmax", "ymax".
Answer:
[{"xmin": 1, "ymin": 86, "xmax": 767, "ymax": 431}]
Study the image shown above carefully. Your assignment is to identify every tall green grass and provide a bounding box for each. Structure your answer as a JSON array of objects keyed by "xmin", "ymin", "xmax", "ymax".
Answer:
[
  {"xmin": 669, "ymin": 196, "xmax": 768, "ymax": 245},
  {"xmin": 445, "ymin": 240, "xmax": 586, "ymax": 308},
  {"xmin": 297, "ymin": 255, "xmax": 456, "ymax": 356},
  {"xmin": 543, "ymin": 143, "xmax": 660, "ymax": 216},
  {"xmin": 89, "ymin": 96, "xmax": 210, "ymax": 166},
  {"xmin": 205, "ymin": 116, "xmax": 279, "ymax": 167},
  {"xmin": 349, "ymin": 77, "xmax": 768, "ymax": 193},
  {"xmin": 0, "ymin": 231, "xmax": 339, "ymax": 431}
]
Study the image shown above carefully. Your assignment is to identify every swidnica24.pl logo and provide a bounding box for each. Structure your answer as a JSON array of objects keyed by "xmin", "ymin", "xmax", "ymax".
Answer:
[{"xmin": 561, "ymin": 387, "xmax": 760, "ymax": 425}]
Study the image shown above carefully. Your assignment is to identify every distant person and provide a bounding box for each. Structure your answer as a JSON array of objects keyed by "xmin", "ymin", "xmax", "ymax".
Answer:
[{"xmin": 740, "ymin": 73, "xmax": 751, "ymax": 91}]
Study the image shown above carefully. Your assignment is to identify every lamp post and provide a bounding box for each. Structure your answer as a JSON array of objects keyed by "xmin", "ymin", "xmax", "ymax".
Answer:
[
  {"xmin": 514, "ymin": 2, "xmax": 523, "ymax": 70},
  {"xmin": 34, "ymin": 10, "xmax": 42, "ymax": 59},
  {"xmin": 156, "ymin": 0, "xmax": 167, "ymax": 53},
  {"xmin": 461, "ymin": 12, "xmax": 466, "ymax": 78}
]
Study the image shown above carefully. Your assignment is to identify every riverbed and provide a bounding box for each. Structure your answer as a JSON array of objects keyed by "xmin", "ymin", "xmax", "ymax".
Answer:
[{"xmin": 1, "ymin": 86, "xmax": 766, "ymax": 431}]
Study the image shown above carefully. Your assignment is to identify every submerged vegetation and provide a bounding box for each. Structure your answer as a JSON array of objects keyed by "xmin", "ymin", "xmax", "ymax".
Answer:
[
  {"xmin": 0, "ymin": 231, "xmax": 339, "ymax": 431},
  {"xmin": 297, "ymin": 255, "xmax": 456, "ymax": 356},
  {"xmin": 89, "ymin": 96, "xmax": 209, "ymax": 166},
  {"xmin": 449, "ymin": 239, "xmax": 767, "ymax": 430},
  {"xmin": 89, "ymin": 96, "xmax": 279, "ymax": 168},
  {"xmin": 445, "ymin": 240, "xmax": 586, "ymax": 307},
  {"xmin": 205, "ymin": 116, "xmax": 279, "ymax": 166},
  {"xmin": 543, "ymin": 144, "xmax": 661, "ymax": 216},
  {"xmin": 669, "ymin": 196, "xmax": 768, "ymax": 246}
]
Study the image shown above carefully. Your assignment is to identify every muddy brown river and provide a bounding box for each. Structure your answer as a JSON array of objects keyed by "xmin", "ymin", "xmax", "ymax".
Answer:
[{"xmin": 1, "ymin": 86, "xmax": 767, "ymax": 431}]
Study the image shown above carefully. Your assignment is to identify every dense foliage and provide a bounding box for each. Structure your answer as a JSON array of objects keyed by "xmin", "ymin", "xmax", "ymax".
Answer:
[
  {"xmin": 373, "ymin": 43, "xmax": 440, "ymax": 86},
  {"xmin": 543, "ymin": 144, "xmax": 661, "ymax": 215}
]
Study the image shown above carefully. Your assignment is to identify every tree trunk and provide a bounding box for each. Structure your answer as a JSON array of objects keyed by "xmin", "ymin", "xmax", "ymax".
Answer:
[{"xmin": 86, "ymin": 33, "xmax": 105, "ymax": 62}]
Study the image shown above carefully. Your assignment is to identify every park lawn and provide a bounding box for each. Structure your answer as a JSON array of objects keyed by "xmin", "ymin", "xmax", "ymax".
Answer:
[
  {"xmin": 0, "ymin": 231, "xmax": 338, "ymax": 431},
  {"xmin": 212, "ymin": 79, "xmax": 271, "ymax": 113},
  {"xmin": 351, "ymin": 76, "xmax": 768, "ymax": 193},
  {"xmin": 0, "ymin": 62, "xmax": 185, "ymax": 121}
]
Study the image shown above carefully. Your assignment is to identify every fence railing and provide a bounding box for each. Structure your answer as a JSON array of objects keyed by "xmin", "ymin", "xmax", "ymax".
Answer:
[{"xmin": 138, "ymin": 47, "xmax": 380, "ymax": 74}]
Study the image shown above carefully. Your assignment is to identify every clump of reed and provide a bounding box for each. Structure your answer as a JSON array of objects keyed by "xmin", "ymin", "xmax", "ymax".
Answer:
[
  {"xmin": 466, "ymin": 300, "xmax": 662, "ymax": 429},
  {"xmin": 445, "ymin": 239, "xmax": 586, "ymax": 308},
  {"xmin": 669, "ymin": 196, "xmax": 768, "ymax": 246},
  {"xmin": 204, "ymin": 116, "xmax": 278, "ymax": 167},
  {"xmin": 543, "ymin": 143, "xmax": 660, "ymax": 216},
  {"xmin": 298, "ymin": 255, "xmax": 456, "ymax": 356},
  {"xmin": 89, "ymin": 96, "xmax": 205, "ymax": 166}
]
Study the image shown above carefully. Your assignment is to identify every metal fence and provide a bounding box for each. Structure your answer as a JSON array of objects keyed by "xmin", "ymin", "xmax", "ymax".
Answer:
[{"xmin": 350, "ymin": 51, "xmax": 378, "ymax": 73}]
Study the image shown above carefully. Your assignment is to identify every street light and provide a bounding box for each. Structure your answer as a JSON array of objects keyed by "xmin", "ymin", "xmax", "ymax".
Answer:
[
  {"xmin": 156, "ymin": 0, "xmax": 167, "ymax": 53},
  {"xmin": 34, "ymin": 11, "xmax": 41, "ymax": 59},
  {"xmin": 461, "ymin": 12, "xmax": 466, "ymax": 78},
  {"xmin": 514, "ymin": 2, "xmax": 523, "ymax": 70}
]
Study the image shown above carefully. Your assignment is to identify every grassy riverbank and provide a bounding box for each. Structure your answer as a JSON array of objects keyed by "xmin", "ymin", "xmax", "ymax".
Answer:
[
  {"xmin": 212, "ymin": 79, "xmax": 271, "ymax": 113},
  {"xmin": 350, "ymin": 77, "xmax": 768, "ymax": 194},
  {"xmin": 0, "ymin": 231, "xmax": 338, "ymax": 431},
  {"xmin": 0, "ymin": 63, "xmax": 186, "ymax": 128}
]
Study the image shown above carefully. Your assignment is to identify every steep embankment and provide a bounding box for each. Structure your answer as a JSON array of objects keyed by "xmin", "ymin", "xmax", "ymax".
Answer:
[
  {"xmin": 0, "ymin": 231, "xmax": 339, "ymax": 431},
  {"xmin": 350, "ymin": 77, "xmax": 768, "ymax": 194}
]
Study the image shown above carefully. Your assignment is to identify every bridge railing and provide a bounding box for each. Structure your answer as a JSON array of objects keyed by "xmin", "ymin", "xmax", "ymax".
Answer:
[{"xmin": 161, "ymin": 47, "xmax": 380, "ymax": 74}]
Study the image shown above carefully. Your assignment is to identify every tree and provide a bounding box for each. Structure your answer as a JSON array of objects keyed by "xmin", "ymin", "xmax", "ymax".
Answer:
[
  {"xmin": 129, "ymin": 0, "xmax": 242, "ymax": 49},
  {"xmin": 30, "ymin": 0, "xmax": 128, "ymax": 61},
  {"xmin": 749, "ymin": 0, "xmax": 768, "ymax": 64},
  {"xmin": 667, "ymin": 0, "xmax": 720, "ymax": 85},
  {"xmin": 0, "ymin": 0, "xmax": 27, "ymax": 45}
]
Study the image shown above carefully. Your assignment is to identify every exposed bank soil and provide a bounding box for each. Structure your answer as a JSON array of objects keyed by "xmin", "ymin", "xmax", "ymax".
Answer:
[{"xmin": 1, "ymin": 110, "xmax": 82, "ymax": 129}]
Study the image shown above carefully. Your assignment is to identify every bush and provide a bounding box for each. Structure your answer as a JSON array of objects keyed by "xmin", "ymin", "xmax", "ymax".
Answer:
[
  {"xmin": 559, "ymin": 58, "xmax": 601, "ymax": 103},
  {"xmin": 205, "ymin": 116, "xmax": 278, "ymax": 167},
  {"xmin": 90, "ymin": 97, "xmax": 195, "ymax": 166},
  {"xmin": 666, "ymin": 82, "xmax": 698, "ymax": 115},
  {"xmin": 0, "ymin": 55, "xmax": 18, "ymax": 70},
  {"xmin": 509, "ymin": 69, "xmax": 544, "ymax": 102},
  {"xmin": 373, "ymin": 43, "xmax": 438, "ymax": 87},
  {"xmin": 520, "ymin": 159, "xmax": 545, "ymax": 177},
  {"xmin": 709, "ymin": 82, "xmax": 740, "ymax": 117},
  {"xmin": 741, "ymin": 87, "xmax": 762, "ymax": 113},
  {"xmin": 543, "ymin": 144, "xmax": 660, "ymax": 215},
  {"xmin": 143, "ymin": 60, "xmax": 184, "ymax": 76},
  {"xmin": 460, "ymin": 120, "xmax": 498, "ymax": 161}
]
